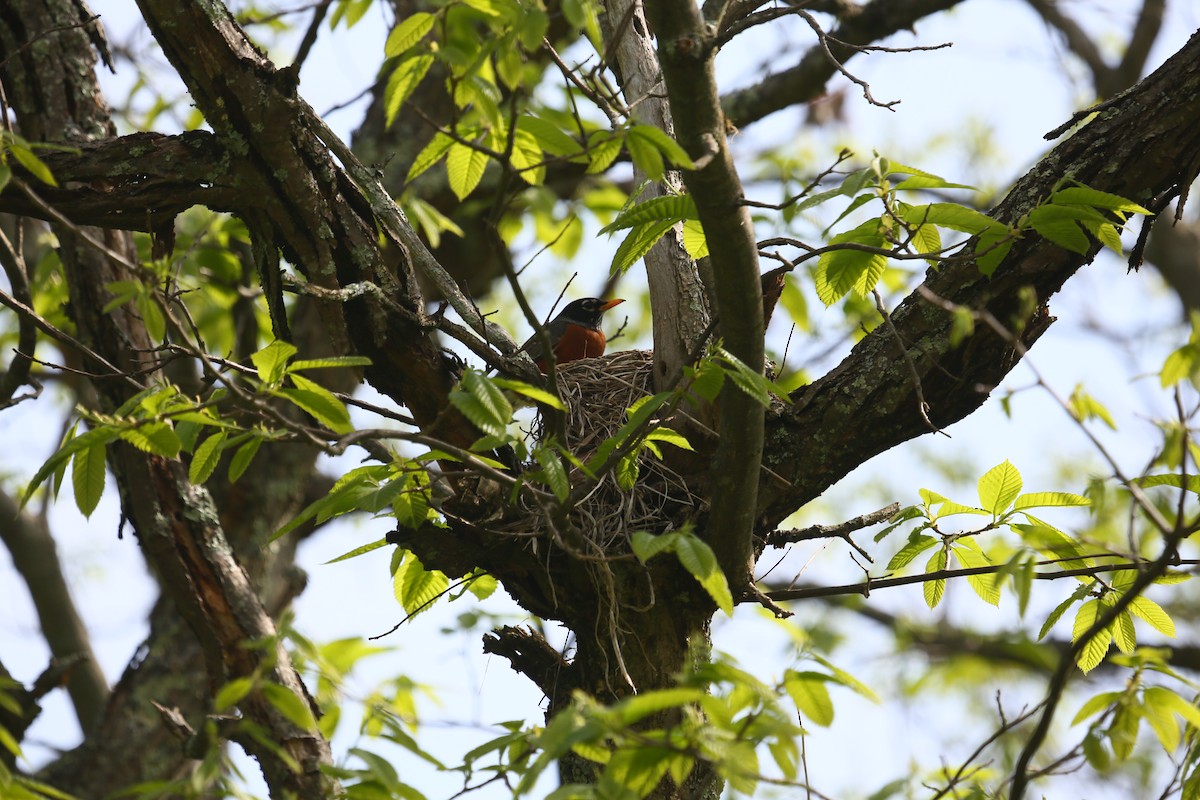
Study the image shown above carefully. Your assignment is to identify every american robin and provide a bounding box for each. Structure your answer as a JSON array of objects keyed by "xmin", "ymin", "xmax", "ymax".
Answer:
[{"xmin": 522, "ymin": 297, "xmax": 625, "ymax": 372}]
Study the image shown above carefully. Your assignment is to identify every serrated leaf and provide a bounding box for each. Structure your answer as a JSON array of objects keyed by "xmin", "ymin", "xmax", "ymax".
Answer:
[
  {"xmin": 977, "ymin": 459, "xmax": 1022, "ymax": 515},
  {"xmin": 598, "ymin": 194, "xmax": 698, "ymax": 235},
  {"xmin": 1134, "ymin": 473, "xmax": 1200, "ymax": 495},
  {"xmin": 407, "ymin": 132, "xmax": 455, "ymax": 183},
  {"xmin": 1029, "ymin": 206, "xmax": 1091, "ymax": 254},
  {"xmin": 900, "ymin": 202, "xmax": 1006, "ymax": 236},
  {"xmin": 628, "ymin": 124, "xmax": 694, "ymax": 169},
  {"xmin": 228, "ymin": 436, "xmax": 261, "ymax": 482},
  {"xmin": 1073, "ymin": 598, "xmax": 1112, "ymax": 673},
  {"xmin": 189, "ymin": 431, "xmax": 227, "ymax": 485},
  {"xmin": 1051, "ymin": 186, "xmax": 1151, "ymax": 215},
  {"xmin": 674, "ymin": 532, "xmax": 733, "ymax": 616},
  {"xmin": 810, "ymin": 654, "xmax": 881, "ymax": 703},
  {"xmin": 510, "ymin": 127, "xmax": 545, "ymax": 185},
  {"xmin": 533, "ymin": 446, "xmax": 570, "ymax": 502},
  {"xmin": 446, "ymin": 139, "xmax": 490, "ymax": 201},
  {"xmin": 1012, "ymin": 491, "xmax": 1090, "ymax": 510},
  {"xmin": 393, "ymin": 551, "xmax": 449, "ymax": 617},
  {"xmin": 1113, "ymin": 609, "xmax": 1137, "ymax": 654},
  {"xmin": 923, "ymin": 547, "xmax": 947, "ymax": 609},
  {"xmin": 886, "ymin": 533, "xmax": 936, "ymax": 570},
  {"xmin": 261, "ymin": 682, "xmax": 316, "ymax": 731},
  {"xmin": 784, "ymin": 671, "xmax": 834, "ymax": 727},
  {"xmin": 584, "ymin": 130, "xmax": 623, "ymax": 174},
  {"xmin": 10, "ymin": 142, "xmax": 58, "ymax": 186},
  {"xmin": 277, "ymin": 383, "xmax": 352, "ymax": 434},
  {"xmin": 449, "ymin": 370, "xmax": 512, "ymax": 438},
  {"xmin": 385, "ymin": 54, "xmax": 434, "ymax": 126},
  {"xmin": 324, "ymin": 537, "xmax": 389, "ymax": 564},
  {"xmin": 610, "ymin": 220, "xmax": 675, "ymax": 275},
  {"xmin": 385, "ymin": 12, "xmax": 435, "ymax": 57},
  {"xmin": 120, "ymin": 422, "xmax": 182, "ymax": 458},
  {"xmin": 1038, "ymin": 582, "xmax": 1092, "ymax": 640},
  {"xmin": 71, "ymin": 440, "xmax": 107, "ymax": 518},
  {"xmin": 681, "ymin": 218, "xmax": 708, "ymax": 258},
  {"xmin": 466, "ymin": 571, "xmax": 498, "ymax": 600},
  {"xmin": 1128, "ymin": 595, "xmax": 1175, "ymax": 637},
  {"xmin": 715, "ymin": 347, "xmax": 790, "ymax": 406},
  {"xmin": 491, "ymin": 377, "xmax": 566, "ymax": 410},
  {"xmin": 251, "ymin": 340, "xmax": 297, "ymax": 385},
  {"xmin": 952, "ymin": 542, "xmax": 1000, "ymax": 606},
  {"xmin": 814, "ymin": 220, "xmax": 888, "ymax": 305},
  {"xmin": 287, "ymin": 356, "xmax": 373, "ymax": 372},
  {"xmin": 625, "ymin": 128, "xmax": 664, "ymax": 181}
]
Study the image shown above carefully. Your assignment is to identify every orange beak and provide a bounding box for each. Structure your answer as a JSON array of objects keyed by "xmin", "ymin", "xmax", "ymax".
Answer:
[{"xmin": 600, "ymin": 298, "xmax": 625, "ymax": 311}]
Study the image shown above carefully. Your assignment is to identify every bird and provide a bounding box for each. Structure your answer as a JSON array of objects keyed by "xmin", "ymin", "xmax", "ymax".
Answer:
[{"xmin": 521, "ymin": 297, "xmax": 625, "ymax": 372}]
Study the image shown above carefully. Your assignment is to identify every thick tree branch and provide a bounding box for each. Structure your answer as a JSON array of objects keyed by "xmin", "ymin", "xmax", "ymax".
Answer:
[
  {"xmin": 759, "ymin": 30, "xmax": 1200, "ymax": 527},
  {"xmin": 601, "ymin": 0, "xmax": 712, "ymax": 390},
  {"xmin": 645, "ymin": 0, "xmax": 763, "ymax": 588},
  {"xmin": 721, "ymin": 0, "xmax": 964, "ymax": 130}
]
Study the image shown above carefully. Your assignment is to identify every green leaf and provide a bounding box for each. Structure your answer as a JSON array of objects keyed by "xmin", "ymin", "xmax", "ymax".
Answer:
[
  {"xmin": 510, "ymin": 127, "xmax": 545, "ymax": 186},
  {"xmin": 1012, "ymin": 491, "xmax": 1090, "ymax": 510},
  {"xmin": 923, "ymin": 547, "xmax": 947, "ymax": 609},
  {"xmin": 1051, "ymin": 186, "xmax": 1151, "ymax": 215},
  {"xmin": 1071, "ymin": 690, "xmax": 1122, "ymax": 725},
  {"xmin": 214, "ymin": 676, "xmax": 254, "ymax": 710},
  {"xmin": 491, "ymin": 377, "xmax": 566, "ymax": 410},
  {"xmin": 598, "ymin": 194, "xmax": 697, "ymax": 235},
  {"xmin": 627, "ymin": 124, "xmax": 694, "ymax": 169},
  {"xmin": 277, "ymin": 381, "xmax": 353, "ymax": 434},
  {"xmin": 631, "ymin": 530, "xmax": 679, "ymax": 563},
  {"xmin": 189, "ymin": 431, "xmax": 227, "ymax": 485},
  {"xmin": 119, "ymin": 422, "xmax": 182, "ymax": 458},
  {"xmin": 449, "ymin": 369, "xmax": 513, "ymax": 438},
  {"xmin": 674, "ymin": 531, "xmax": 733, "ymax": 616},
  {"xmin": 446, "ymin": 139, "xmax": 489, "ymax": 200},
  {"xmin": 1143, "ymin": 687, "xmax": 1183, "ymax": 753},
  {"xmin": 1161, "ymin": 342, "xmax": 1200, "ymax": 387},
  {"xmin": 610, "ymin": 220, "xmax": 675, "ymax": 275},
  {"xmin": 900, "ymin": 202, "xmax": 1006, "ymax": 236},
  {"xmin": 1113, "ymin": 610, "xmax": 1137, "ymax": 654},
  {"xmin": 1073, "ymin": 598, "xmax": 1112, "ymax": 673},
  {"xmin": 385, "ymin": 12, "xmax": 435, "ymax": 57},
  {"xmin": 1128, "ymin": 595, "xmax": 1176, "ymax": 637},
  {"xmin": 261, "ymin": 682, "xmax": 317, "ymax": 731},
  {"xmin": 952, "ymin": 541, "xmax": 1000, "ymax": 606},
  {"xmin": 10, "ymin": 142, "xmax": 58, "ymax": 186},
  {"xmin": 407, "ymin": 132, "xmax": 455, "ymax": 183},
  {"xmin": 385, "ymin": 54, "xmax": 434, "ymax": 126},
  {"xmin": 625, "ymin": 128, "xmax": 664, "ymax": 181},
  {"xmin": 715, "ymin": 347, "xmax": 791, "ymax": 406},
  {"xmin": 324, "ymin": 537, "xmax": 389, "ymax": 564},
  {"xmin": 228, "ymin": 435, "xmax": 261, "ymax": 482},
  {"xmin": 814, "ymin": 220, "xmax": 888, "ymax": 305},
  {"xmin": 287, "ymin": 356, "xmax": 373, "ymax": 372},
  {"xmin": 466, "ymin": 571, "xmax": 498, "ymax": 600},
  {"xmin": 71, "ymin": 440, "xmax": 107, "ymax": 518},
  {"xmin": 533, "ymin": 446, "xmax": 570, "ymax": 502},
  {"xmin": 1028, "ymin": 205, "xmax": 1091, "ymax": 253},
  {"xmin": 810, "ymin": 653, "xmax": 881, "ymax": 703},
  {"xmin": 1038, "ymin": 582, "xmax": 1092, "ymax": 640},
  {"xmin": 784, "ymin": 671, "xmax": 834, "ymax": 726},
  {"xmin": 681, "ymin": 218, "xmax": 708, "ymax": 258},
  {"xmin": 1067, "ymin": 384, "xmax": 1116, "ymax": 429},
  {"xmin": 584, "ymin": 130, "xmax": 623, "ymax": 174},
  {"xmin": 251, "ymin": 340, "xmax": 298, "ymax": 385},
  {"xmin": 392, "ymin": 551, "xmax": 449, "ymax": 617},
  {"xmin": 643, "ymin": 428, "xmax": 693, "ymax": 453},
  {"xmin": 886, "ymin": 533, "xmax": 936, "ymax": 571},
  {"xmin": 977, "ymin": 459, "xmax": 1022, "ymax": 515},
  {"xmin": 1134, "ymin": 473, "xmax": 1200, "ymax": 495}
]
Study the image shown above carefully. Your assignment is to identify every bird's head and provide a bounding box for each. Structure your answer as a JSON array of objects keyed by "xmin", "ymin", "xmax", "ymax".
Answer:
[{"xmin": 557, "ymin": 297, "xmax": 624, "ymax": 329}]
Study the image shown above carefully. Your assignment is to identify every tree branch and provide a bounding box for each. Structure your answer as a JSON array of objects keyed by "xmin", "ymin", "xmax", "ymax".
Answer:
[
  {"xmin": 721, "ymin": 0, "xmax": 964, "ymax": 130},
  {"xmin": 644, "ymin": 0, "xmax": 763, "ymax": 588},
  {"xmin": 758, "ymin": 30, "xmax": 1200, "ymax": 528}
]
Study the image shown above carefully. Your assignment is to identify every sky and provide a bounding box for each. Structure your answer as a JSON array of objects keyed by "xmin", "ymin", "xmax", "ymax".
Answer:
[{"xmin": 3, "ymin": 1, "xmax": 1199, "ymax": 798}]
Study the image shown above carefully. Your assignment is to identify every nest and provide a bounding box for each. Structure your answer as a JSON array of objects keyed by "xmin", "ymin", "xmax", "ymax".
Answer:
[{"xmin": 494, "ymin": 349, "xmax": 706, "ymax": 550}]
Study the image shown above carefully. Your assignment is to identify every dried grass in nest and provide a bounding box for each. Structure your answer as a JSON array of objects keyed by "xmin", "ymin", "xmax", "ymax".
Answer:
[{"xmin": 495, "ymin": 349, "xmax": 706, "ymax": 550}]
